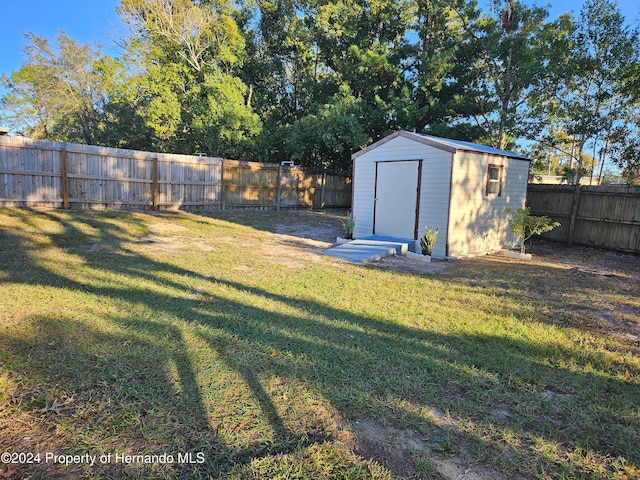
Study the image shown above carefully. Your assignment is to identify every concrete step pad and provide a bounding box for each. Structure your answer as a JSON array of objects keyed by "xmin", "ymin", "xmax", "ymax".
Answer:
[{"xmin": 323, "ymin": 235, "xmax": 413, "ymax": 263}]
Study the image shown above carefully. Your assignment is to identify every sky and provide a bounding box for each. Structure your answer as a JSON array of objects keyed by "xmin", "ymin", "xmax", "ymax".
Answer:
[
  {"xmin": 0, "ymin": 0, "xmax": 639, "ymax": 83},
  {"xmin": 0, "ymin": 0, "xmax": 123, "ymax": 78}
]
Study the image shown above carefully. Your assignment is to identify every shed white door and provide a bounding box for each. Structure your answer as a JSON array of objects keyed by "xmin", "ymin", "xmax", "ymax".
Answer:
[{"xmin": 374, "ymin": 160, "xmax": 419, "ymax": 238}]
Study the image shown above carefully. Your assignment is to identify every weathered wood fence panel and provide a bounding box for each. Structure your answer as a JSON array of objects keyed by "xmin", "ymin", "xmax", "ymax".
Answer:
[
  {"xmin": 323, "ymin": 173, "xmax": 352, "ymax": 207},
  {"xmin": 0, "ymin": 136, "xmax": 351, "ymax": 210},
  {"xmin": 0, "ymin": 138, "xmax": 64, "ymax": 207},
  {"xmin": 279, "ymin": 166, "xmax": 320, "ymax": 208},
  {"xmin": 527, "ymin": 184, "xmax": 640, "ymax": 253},
  {"xmin": 222, "ymin": 160, "xmax": 279, "ymax": 208}
]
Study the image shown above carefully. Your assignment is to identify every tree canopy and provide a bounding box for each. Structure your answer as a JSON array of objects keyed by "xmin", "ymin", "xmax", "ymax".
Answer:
[{"xmin": 1, "ymin": 0, "xmax": 639, "ymax": 178}]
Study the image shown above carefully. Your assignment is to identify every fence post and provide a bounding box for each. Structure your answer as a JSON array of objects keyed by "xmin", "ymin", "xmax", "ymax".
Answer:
[
  {"xmin": 152, "ymin": 157, "xmax": 159, "ymax": 210},
  {"xmin": 567, "ymin": 184, "xmax": 582, "ymax": 247},
  {"xmin": 320, "ymin": 171, "xmax": 327, "ymax": 209},
  {"xmin": 276, "ymin": 164, "xmax": 282, "ymax": 211},
  {"xmin": 61, "ymin": 147, "xmax": 69, "ymax": 209},
  {"xmin": 220, "ymin": 160, "xmax": 226, "ymax": 210}
]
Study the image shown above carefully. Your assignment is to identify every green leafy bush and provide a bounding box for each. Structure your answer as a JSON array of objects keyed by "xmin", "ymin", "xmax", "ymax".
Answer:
[
  {"xmin": 419, "ymin": 226, "xmax": 439, "ymax": 255},
  {"xmin": 508, "ymin": 207, "xmax": 560, "ymax": 254},
  {"xmin": 341, "ymin": 210, "xmax": 356, "ymax": 239}
]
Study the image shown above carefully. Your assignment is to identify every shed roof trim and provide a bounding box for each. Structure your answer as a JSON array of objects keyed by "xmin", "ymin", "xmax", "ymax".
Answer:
[{"xmin": 352, "ymin": 130, "xmax": 531, "ymax": 161}]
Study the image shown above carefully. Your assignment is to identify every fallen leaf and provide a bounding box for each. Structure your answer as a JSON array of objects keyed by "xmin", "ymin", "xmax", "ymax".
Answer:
[{"xmin": 60, "ymin": 395, "xmax": 76, "ymax": 406}]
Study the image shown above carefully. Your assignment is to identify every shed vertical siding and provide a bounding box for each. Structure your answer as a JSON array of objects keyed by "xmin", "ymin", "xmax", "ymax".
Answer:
[
  {"xmin": 447, "ymin": 151, "xmax": 529, "ymax": 257},
  {"xmin": 416, "ymin": 152, "xmax": 452, "ymax": 259},
  {"xmin": 352, "ymin": 136, "xmax": 452, "ymax": 258}
]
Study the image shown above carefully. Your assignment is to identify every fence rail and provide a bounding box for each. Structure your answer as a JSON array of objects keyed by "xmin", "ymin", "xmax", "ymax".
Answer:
[
  {"xmin": 526, "ymin": 184, "xmax": 640, "ymax": 253},
  {"xmin": 0, "ymin": 136, "xmax": 351, "ymax": 210}
]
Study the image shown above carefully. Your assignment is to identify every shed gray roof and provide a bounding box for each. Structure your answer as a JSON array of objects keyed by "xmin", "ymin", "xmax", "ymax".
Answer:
[{"xmin": 352, "ymin": 130, "xmax": 531, "ymax": 161}]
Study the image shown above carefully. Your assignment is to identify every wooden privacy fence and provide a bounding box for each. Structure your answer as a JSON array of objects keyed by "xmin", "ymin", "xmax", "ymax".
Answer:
[
  {"xmin": 527, "ymin": 184, "xmax": 640, "ymax": 253},
  {"xmin": 0, "ymin": 136, "xmax": 351, "ymax": 210}
]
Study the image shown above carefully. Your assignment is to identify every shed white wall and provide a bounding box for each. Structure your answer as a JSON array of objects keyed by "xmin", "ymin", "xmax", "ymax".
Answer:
[
  {"xmin": 415, "ymin": 150, "xmax": 452, "ymax": 259},
  {"xmin": 447, "ymin": 151, "xmax": 529, "ymax": 257},
  {"xmin": 352, "ymin": 136, "xmax": 452, "ymax": 259}
]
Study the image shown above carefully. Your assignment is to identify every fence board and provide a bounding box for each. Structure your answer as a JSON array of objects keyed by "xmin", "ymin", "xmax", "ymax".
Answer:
[
  {"xmin": 527, "ymin": 184, "xmax": 640, "ymax": 253},
  {"xmin": 323, "ymin": 174, "xmax": 352, "ymax": 207},
  {"xmin": 222, "ymin": 160, "xmax": 279, "ymax": 207},
  {"xmin": 0, "ymin": 137, "xmax": 351, "ymax": 211}
]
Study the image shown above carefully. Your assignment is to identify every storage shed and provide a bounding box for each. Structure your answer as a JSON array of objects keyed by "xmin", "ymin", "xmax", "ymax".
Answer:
[{"xmin": 351, "ymin": 130, "xmax": 531, "ymax": 258}]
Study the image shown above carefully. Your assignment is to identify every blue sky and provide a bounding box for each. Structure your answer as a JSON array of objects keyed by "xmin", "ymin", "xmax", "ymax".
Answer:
[
  {"xmin": 0, "ymin": 0, "xmax": 639, "ymax": 81},
  {"xmin": 0, "ymin": 0, "xmax": 123, "ymax": 77}
]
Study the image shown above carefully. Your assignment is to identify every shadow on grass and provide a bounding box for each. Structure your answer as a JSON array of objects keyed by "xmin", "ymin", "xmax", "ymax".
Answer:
[{"xmin": 0, "ymin": 209, "xmax": 638, "ymax": 479}]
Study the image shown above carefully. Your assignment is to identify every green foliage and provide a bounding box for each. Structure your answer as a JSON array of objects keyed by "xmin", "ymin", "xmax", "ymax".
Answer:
[
  {"xmin": 457, "ymin": 0, "xmax": 559, "ymax": 149},
  {"xmin": 0, "ymin": 32, "xmax": 108, "ymax": 143},
  {"xmin": 116, "ymin": 0, "xmax": 262, "ymax": 158},
  {"xmin": 340, "ymin": 210, "xmax": 356, "ymax": 238},
  {"xmin": 419, "ymin": 226, "xmax": 439, "ymax": 255},
  {"xmin": 560, "ymin": 165, "xmax": 590, "ymax": 185},
  {"xmin": 282, "ymin": 89, "xmax": 371, "ymax": 171},
  {"xmin": 532, "ymin": 0, "xmax": 640, "ymax": 182},
  {"xmin": 1, "ymin": 0, "xmax": 639, "ymax": 173},
  {"xmin": 609, "ymin": 117, "xmax": 640, "ymax": 182},
  {"xmin": 508, "ymin": 207, "xmax": 560, "ymax": 254}
]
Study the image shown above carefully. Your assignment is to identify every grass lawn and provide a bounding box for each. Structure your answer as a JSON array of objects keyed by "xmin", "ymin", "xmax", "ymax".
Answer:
[{"xmin": 0, "ymin": 209, "xmax": 638, "ymax": 479}]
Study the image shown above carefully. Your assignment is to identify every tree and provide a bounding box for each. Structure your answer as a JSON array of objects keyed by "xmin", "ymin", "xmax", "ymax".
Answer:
[
  {"xmin": 116, "ymin": 0, "xmax": 261, "ymax": 157},
  {"xmin": 526, "ymin": 128, "xmax": 598, "ymax": 181},
  {"xmin": 402, "ymin": 0, "xmax": 474, "ymax": 135},
  {"xmin": 607, "ymin": 62, "xmax": 640, "ymax": 182},
  {"xmin": 309, "ymin": 0, "xmax": 411, "ymax": 135},
  {"xmin": 240, "ymin": 0, "xmax": 417, "ymax": 168},
  {"xmin": 238, "ymin": 0, "xmax": 336, "ymax": 163},
  {"xmin": 282, "ymin": 87, "xmax": 370, "ymax": 170},
  {"xmin": 455, "ymin": 0, "xmax": 561, "ymax": 149},
  {"xmin": 536, "ymin": 0, "xmax": 640, "ymax": 184},
  {"xmin": 508, "ymin": 207, "xmax": 560, "ymax": 254},
  {"xmin": 92, "ymin": 55, "xmax": 156, "ymax": 151},
  {"xmin": 0, "ymin": 32, "xmax": 108, "ymax": 144}
]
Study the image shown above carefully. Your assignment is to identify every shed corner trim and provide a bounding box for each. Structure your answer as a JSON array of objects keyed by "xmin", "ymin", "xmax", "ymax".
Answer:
[{"xmin": 402, "ymin": 131, "xmax": 458, "ymax": 154}]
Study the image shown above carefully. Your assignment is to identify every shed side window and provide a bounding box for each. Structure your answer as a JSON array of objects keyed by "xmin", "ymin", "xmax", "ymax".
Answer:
[{"xmin": 486, "ymin": 164, "xmax": 503, "ymax": 196}]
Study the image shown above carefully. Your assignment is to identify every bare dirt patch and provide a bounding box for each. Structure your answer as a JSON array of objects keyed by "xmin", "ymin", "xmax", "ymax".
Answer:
[
  {"xmin": 136, "ymin": 219, "xmax": 216, "ymax": 252},
  {"xmin": 373, "ymin": 256, "xmax": 452, "ymax": 275},
  {"xmin": 352, "ymin": 418, "xmax": 431, "ymax": 478},
  {"xmin": 140, "ymin": 210, "xmax": 456, "ymax": 273},
  {"xmin": 273, "ymin": 222, "xmax": 338, "ymax": 244},
  {"xmin": 352, "ymin": 417, "xmax": 513, "ymax": 480},
  {"xmin": 140, "ymin": 211, "xmax": 341, "ymax": 269},
  {"xmin": 521, "ymin": 241, "xmax": 639, "ymax": 339},
  {"xmin": 148, "ymin": 222, "xmax": 188, "ymax": 234},
  {"xmin": 527, "ymin": 240, "xmax": 639, "ymax": 274},
  {"xmin": 138, "ymin": 235, "xmax": 218, "ymax": 252}
]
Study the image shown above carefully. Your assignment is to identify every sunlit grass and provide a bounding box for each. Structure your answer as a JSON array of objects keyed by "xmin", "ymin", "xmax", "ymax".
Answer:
[{"xmin": 0, "ymin": 209, "xmax": 638, "ymax": 479}]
